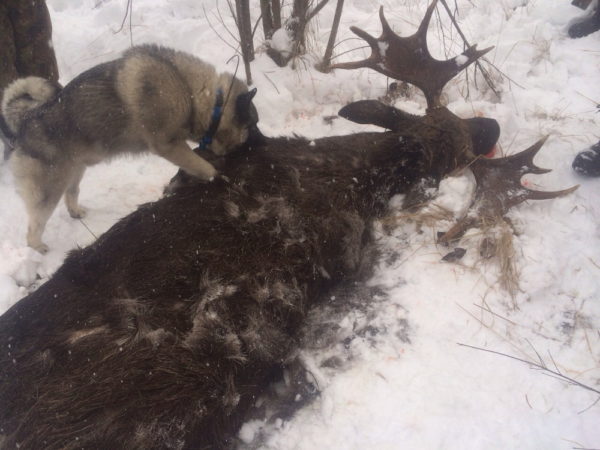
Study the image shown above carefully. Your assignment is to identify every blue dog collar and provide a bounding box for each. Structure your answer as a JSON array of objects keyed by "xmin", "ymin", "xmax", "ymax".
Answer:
[{"xmin": 199, "ymin": 87, "xmax": 224, "ymax": 150}]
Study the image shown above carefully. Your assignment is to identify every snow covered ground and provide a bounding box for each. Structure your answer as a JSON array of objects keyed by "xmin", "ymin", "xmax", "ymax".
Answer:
[{"xmin": 1, "ymin": 0, "xmax": 599, "ymax": 448}]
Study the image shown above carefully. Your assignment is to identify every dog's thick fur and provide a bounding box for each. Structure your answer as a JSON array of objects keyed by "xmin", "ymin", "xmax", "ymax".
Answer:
[{"xmin": 2, "ymin": 45, "xmax": 259, "ymax": 253}]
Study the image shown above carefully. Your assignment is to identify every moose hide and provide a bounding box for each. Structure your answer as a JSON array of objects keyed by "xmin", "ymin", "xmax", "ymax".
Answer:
[{"xmin": 0, "ymin": 132, "xmax": 436, "ymax": 449}]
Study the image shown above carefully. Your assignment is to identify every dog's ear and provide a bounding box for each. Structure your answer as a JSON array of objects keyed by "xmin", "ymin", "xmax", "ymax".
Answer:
[
  {"xmin": 237, "ymin": 88, "xmax": 257, "ymax": 108},
  {"xmin": 236, "ymin": 88, "xmax": 258, "ymax": 124}
]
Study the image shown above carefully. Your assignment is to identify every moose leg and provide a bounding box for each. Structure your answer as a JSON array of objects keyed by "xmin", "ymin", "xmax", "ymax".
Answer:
[{"xmin": 151, "ymin": 139, "xmax": 217, "ymax": 181}]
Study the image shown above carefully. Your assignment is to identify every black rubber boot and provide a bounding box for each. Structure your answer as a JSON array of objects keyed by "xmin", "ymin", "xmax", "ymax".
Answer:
[
  {"xmin": 569, "ymin": 4, "xmax": 600, "ymax": 38},
  {"xmin": 573, "ymin": 141, "xmax": 600, "ymax": 176}
]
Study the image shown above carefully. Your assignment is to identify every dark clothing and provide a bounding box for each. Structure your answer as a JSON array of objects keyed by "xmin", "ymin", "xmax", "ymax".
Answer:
[
  {"xmin": 569, "ymin": 4, "xmax": 600, "ymax": 38},
  {"xmin": 0, "ymin": 0, "xmax": 58, "ymax": 90},
  {"xmin": 0, "ymin": 0, "xmax": 59, "ymax": 157},
  {"xmin": 573, "ymin": 141, "xmax": 600, "ymax": 177}
]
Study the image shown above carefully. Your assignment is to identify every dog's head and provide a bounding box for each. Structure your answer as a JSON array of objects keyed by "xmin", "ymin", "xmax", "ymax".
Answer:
[{"xmin": 211, "ymin": 87, "xmax": 264, "ymax": 155}]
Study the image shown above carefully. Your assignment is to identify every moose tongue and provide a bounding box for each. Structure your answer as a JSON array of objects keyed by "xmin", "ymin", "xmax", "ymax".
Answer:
[{"xmin": 484, "ymin": 145, "xmax": 497, "ymax": 158}]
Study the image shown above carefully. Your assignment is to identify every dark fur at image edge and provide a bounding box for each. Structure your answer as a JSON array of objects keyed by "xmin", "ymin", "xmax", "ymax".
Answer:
[{"xmin": 0, "ymin": 129, "xmax": 441, "ymax": 449}]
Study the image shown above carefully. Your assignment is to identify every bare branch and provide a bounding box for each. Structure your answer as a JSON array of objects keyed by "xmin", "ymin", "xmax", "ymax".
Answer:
[
  {"xmin": 457, "ymin": 342, "xmax": 600, "ymax": 396},
  {"xmin": 307, "ymin": 0, "xmax": 330, "ymax": 21},
  {"xmin": 114, "ymin": 0, "xmax": 134, "ymax": 47},
  {"xmin": 316, "ymin": 0, "xmax": 344, "ymax": 72},
  {"xmin": 235, "ymin": 0, "xmax": 255, "ymax": 83},
  {"xmin": 261, "ymin": 0, "xmax": 275, "ymax": 38},
  {"xmin": 217, "ymin": 0, "xmax": 243, "ymax": 45},
  {"xmin": 203, "ymin": 5, "xmax": 241, "ymax": 55},
  {"xmin": 439, "ymin": 0, "xmax": 500, "ymax": 100}
]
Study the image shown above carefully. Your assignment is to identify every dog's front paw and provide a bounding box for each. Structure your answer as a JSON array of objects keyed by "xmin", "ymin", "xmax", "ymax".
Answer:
[
  {"xmin": 164, "ymin": 169, "xmax": 197, "ymax": 195},
  {"xmin": 68, "ymin": 205, "xmax": 88, "ymax": 219},
  {"xmin": 204, "ymin": 166, "xmax": 218, "ymax": 181}
]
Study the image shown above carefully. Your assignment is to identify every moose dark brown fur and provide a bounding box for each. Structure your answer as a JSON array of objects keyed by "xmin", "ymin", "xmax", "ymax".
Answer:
[
  {"xmin": 0, "ymin": 129, "xmax": 453, "ymax": 449},
  {"xmin": 0, "ymin": 1, "xmax": 575, "ymax": 448}
]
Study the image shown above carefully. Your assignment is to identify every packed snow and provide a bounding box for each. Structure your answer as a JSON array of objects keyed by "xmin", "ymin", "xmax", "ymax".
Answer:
[{"xmin": 1, "ymin": 0, "xmax": 599, "ymax": 448}]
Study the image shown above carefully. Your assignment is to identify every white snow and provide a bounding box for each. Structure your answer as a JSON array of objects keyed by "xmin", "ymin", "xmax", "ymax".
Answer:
[
  {"xmin": 455, "ymin": 54, "xmax": 469, "ymax": 66},
  {"xmin": 270, "ymin": 28, "xmax": 293, "ymax": 56},
  {"xmin": 1, "ymin": 0, "xmax": 599, "ymax": 448}
]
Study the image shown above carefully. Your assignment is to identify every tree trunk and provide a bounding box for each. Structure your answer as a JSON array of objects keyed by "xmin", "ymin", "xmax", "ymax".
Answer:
[
  {"xmin": 316, "ymin": 0, "xmax": 344, "ymax": 72},
  {"xmin": 235, "ymin": 0, "xmax": 254, "ymax": 84},
  {"xmin": 260, "ymin": 0, "xmax": 274, "ymax": 39},
  {"xmin": 272, "ymin": 0, "xmax": 282, "ymax": 29},
  {"xmin": 266, "ymin": 0, "xmax": 329, "ymax": 67}
]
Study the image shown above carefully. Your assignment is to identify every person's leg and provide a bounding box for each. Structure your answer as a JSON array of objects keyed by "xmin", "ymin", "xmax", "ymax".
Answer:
[
  {"xmin": 9, "ymin": 0, "xmax": 59, "ymax": 82},
  {"xmin": 569, "ymin": 3, "xmax": 600, "ymax": 38},
  {"xmin": 573, "ymin": 141, "xmax": 600, "ymax": 177}
]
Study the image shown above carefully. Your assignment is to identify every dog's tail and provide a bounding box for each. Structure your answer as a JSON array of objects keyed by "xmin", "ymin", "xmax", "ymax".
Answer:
[{"xmin": 1, "ymin": 76, "xmax": 61, "ymax": 138}]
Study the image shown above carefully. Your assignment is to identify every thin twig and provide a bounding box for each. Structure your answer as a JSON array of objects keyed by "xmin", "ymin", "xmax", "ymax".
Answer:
[
  {"xmin": 457, "ymin": 342, "xmax": 600, "ymax": 396},
  {"xmin": 203, "ymin": 5, "xmax": 241, "ymax": 55},
  {"xmin": 78, "ymin": 219, "xmax": 98, "ymax": 240},
  {"xmin": 472, "ymin": 303, "xmax": 518, "ymax": 326},
  {"xmin": 226, "ymin": 0, "xmax": 239, "ymax": 30},
  {"xmin": 328, "ymin": 45, "xmax": 370, "ymax": 61},
  {"xmin": 115, "ymin": 0, "xmax": 131, "ymax": 33},
  {"xmin": 439, "ymin": 0, "xmax": 500, "ymax": 100},
  {"xmin": 261, "ymin": 71, "xmax": 281, "ymax": 94},
  {"xmin": 114, "ymin": 0, "xmax": 134, "ymax": 46},
  {"xmin": 547, "ymin": 350, "xmax": 562, "ymax": 375},
  {"xmin": 128, "ymin": 0, "xmax": 133, "ymax": 46},
  {"xmin": 307, "ymin": 0, "xmax": 330, "ymax": 21},
  {"xmin": 332, "ymin": 36, "xmax": 363, "ymax": 50},
  {"xmin": 578, "ymin": 396, "xmax": 600, "ymax": 415},
  {"xmin": 525, "ymin": 338, "xmax": 546, "ymax": 368},
  {"xmin": 483, "ymin": 59, "xmax": 526, "ymax": 89},
  {"xmin": 216, "ymin": 0, "xmax": 242, "ymax": 45}
]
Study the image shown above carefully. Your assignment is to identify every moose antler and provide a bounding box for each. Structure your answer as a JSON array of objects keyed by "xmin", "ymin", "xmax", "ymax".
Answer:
[
  {"xmin": 329, "ymin": 0, "xmax": 493, "ymax": 108},
  {"xmin": 438, "ymin": 137, "xmax": 579, "ymax": 244}
]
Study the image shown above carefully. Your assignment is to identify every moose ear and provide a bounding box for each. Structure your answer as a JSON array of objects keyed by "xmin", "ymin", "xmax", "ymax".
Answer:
[{"xmin": 339, "ymin": 100, "xmax": 419, "ymax": 132}]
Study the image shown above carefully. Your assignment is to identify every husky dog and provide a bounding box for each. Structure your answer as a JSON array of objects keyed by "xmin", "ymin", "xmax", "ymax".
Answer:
[{"xmin": 2, "ymin": 45, "xmax": 259, "ymax": 253}]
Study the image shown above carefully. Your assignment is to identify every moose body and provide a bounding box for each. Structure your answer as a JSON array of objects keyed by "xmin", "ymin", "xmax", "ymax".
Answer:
[{"xmin": 0, "ymin": 130, "xmax": 440, "ymax": 449}]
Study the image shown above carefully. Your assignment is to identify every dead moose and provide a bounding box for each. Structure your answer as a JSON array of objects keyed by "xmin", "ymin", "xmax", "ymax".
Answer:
[{"xmin": 0, "ymin": 2, "xmax": 575, "ymax": 449}]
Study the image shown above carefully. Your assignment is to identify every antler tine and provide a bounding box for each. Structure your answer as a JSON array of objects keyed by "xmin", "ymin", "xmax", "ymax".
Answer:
[
  {"xmin": 438, "ymin": 138, "xmax": 579, "ymax": 244},
  {"xmin": 491, "ymin": 136, "xmax": 552, "ymax": 175},
  {"xmin": 416, "ymin": 0, "xmax": 438, "ymax": 44},
  {"xmin": 330, "ymin": 2, "xmax": 494, "ymax": 108},
  {"xmin": 378, "ymin": 6, "xmax": 395, "ymax": 38},
  {"xmin": 526, "ymin": 185, "xmax": 578, "ymax": 200}
]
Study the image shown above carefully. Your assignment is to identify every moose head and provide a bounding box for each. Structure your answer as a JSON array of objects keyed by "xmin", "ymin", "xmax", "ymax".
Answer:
[{"xmin": 330, "ymin": 0, "xmax": 576, "ymax": 242}]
